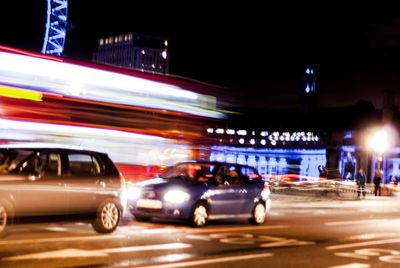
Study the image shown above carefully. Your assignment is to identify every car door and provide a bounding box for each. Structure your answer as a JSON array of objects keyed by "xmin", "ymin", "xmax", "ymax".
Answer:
[
  {"xmin": 65, "ymin": 152, "xmax": 105, "ymax": 215},
  {"xmin": 239, "ymin": 166, "xmax": 264, "ymax": 213},
  {"xmin": 16, "ymin": 151, "xmax": 67, "ymax": 216},
  {"xmin": 207, "ymin": 165, "xmax": 246, "ymax": 217}
]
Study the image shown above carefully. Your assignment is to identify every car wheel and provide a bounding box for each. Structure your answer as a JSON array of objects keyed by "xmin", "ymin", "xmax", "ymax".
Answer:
[
  {"xmin": 133, "ymin": 214, "xmax": 152, "ymax": 222},
  {"xmin": 92, "ymin": 199, "xmax": 121, "ymax": 233},
  {"xmin": 0, "ymin": 200, "xmax": 13, "ymax": 237},
  {"xmin": 190, "ymin": 203, "xmax": 208, "ymax": 227},
  {"xmin": 249, "ymin": 202, "xmax": 266, "ymax": 225}
]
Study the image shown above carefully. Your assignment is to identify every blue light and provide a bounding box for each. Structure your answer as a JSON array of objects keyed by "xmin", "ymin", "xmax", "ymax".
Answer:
[
  {"xmin": 237, "ymin": 154, "xmax": 246, "ymax": 165},
  {"xmin": 42, "ymin": 0, "xmax": 68, "ymax": 56},
  {"xmin": 216, "ymin": 153, "xmax": 225, "ymax": 162},
  {"xmin": 210, "ymin": 146, "xmax": 326, "ymax": 177},
  {"xmin": 344, "ymin": 131, "xmax": 353, "ymax": 140},
  {"xmin": 247, "ymin": 155, "xmax": 257, "ymax": 167},
  {"xmin": 305, "ymin": 85, "xmax": 310, "ymax": 93},
  {"xmin": 226, "ymin": 154, "xmax": 236, "ymax": 163}
]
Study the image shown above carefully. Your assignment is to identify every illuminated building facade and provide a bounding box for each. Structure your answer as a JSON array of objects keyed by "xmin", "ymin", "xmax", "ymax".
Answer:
[
  {"xmin": 201, "ymin": 128, "xmax": 327, "ymax": 178},
  {"xmin": 93, "ymin": 32, "xmax": 169, "ymax": 74},
  {"xmin": 210, "ymin": 146, "xmax": 326, "ymax": 178}
]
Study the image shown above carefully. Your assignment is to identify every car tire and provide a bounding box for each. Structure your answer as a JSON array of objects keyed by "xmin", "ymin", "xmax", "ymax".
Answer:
[
  {"xmin": 190, "ymin": 202, "xmax": 208, "ymax": 227},
  {"xmin": 249, "ymin": 202, "xmax": 266, "ymax": 225},
  {"xmin": 0, "ymin": 200, "xmax": 13, "ymax": 237},
  {"xmin": 133, "ymin": 214, "xmax": 151, "ymax": 222},
  {"xmin": 92, "ymin": 199, "xmax": 121, "ymax": 233}
]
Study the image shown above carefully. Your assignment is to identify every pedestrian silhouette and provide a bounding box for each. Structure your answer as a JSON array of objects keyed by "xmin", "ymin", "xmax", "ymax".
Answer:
[
  {"xmin": 373, "ymin": 171, "xmax": 382, "ymax": 196},
  {"xmin": 355, "ymin": 167, "xmax": 366, "ymax": 198}
]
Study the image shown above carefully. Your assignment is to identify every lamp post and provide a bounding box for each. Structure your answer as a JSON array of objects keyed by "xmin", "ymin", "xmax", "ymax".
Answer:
[{"xmin": 367, "ymin": 128, "xmax": 389, "ymax": 180}]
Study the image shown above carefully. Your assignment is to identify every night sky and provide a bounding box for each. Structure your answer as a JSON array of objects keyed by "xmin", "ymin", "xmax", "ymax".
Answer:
[{"xmin": 2, "ymin": 1, "xmax": 400, "ymax": 109}]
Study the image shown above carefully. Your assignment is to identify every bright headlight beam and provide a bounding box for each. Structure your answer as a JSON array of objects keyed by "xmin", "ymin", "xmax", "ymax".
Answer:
[
  {"xmin": 164, "ymin": 190, "xmax": 190, "ymax": 204},
  {"xmin": 126, "ymin": 186, "xmax": 141, "ymax": 200}
]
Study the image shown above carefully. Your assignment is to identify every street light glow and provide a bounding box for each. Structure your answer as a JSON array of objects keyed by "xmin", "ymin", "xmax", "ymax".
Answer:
[{"xmin": 367, "ymin": 129, "xmax": 389, "ymax": 153}]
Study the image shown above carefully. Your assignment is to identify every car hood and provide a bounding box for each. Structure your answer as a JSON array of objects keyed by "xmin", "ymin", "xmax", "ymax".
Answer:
[
  {"xmin": 138, "ymin": 178, "xmax": 191, "ymax": 188},
  {"xmin": 138, "ymin": 177, "xmax": 169, "ymax": 187}
]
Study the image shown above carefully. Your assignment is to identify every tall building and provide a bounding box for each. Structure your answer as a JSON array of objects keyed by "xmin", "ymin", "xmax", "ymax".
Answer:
[
  {"xmin": 304, "ymin": 67, "xmax": 316, "ymax": 94},
  {"xmin": 298, "ymin": 66, "xmax": 318, "ymax": 113},
  {"xmin": 93, "ymin": 32, "xmax": 169, "ymax": 74}
]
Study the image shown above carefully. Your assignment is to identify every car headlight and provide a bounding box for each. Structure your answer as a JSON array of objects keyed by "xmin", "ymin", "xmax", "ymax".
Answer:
[
  {"xmin": 127, "ymin": 186, "xmax": 141, "ymax": 200},
  {"xmin": 164, "ymin": 190, "xmax": 190, "ymax": 204}
]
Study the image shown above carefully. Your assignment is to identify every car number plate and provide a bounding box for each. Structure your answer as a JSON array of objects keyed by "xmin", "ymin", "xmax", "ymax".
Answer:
[{"xmin": 137, "ymin": 199, "xmax": 162, "ymax": 209}]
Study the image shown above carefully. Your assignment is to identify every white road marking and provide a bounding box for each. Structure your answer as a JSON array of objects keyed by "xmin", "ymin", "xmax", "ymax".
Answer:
[
  {"xmin": 0, "ymin": 234, "xmax": 126, "ymax": 246},
  {"xmin": 41, "ymin": 227, "xmax": 68, "ymax": 232},
  {"xmin": 185, "ymin": 235, "xmax": 212, "ymax": 241},
  {"xmin": 344, "ymin": 233, "xmax": 398, "ymax": 241},
  {"xmin": 102, "ymin": 242, "xmax": 190, "ymax": 254},
  {"xmin": 3, "ymin": 248, "xmax": 108, "ymax": 261},
  {"xmin": 328, "ymin": 263, "xmax": 370, "ymax": 268},
  {"xmin": 268, "ymin": 211, "xmax": 282, "ymax": 216},
  {"xmin": 189, "ymin": 225, "xmax": 288, "ymax": 234},
  {"xmin": 139, "ymin": 228, "xmax": 181, "ymax": 234},
  {"xmin": 260, "ymin": 239, "xmax": 315, "ymax": 248},
  {"xmin": 335, "ymin": 252, "xmax": 369, "ymax": 260},
  {"xmin": 119, "ymin": 225, "xmax": 149, "ymax": 230},
  {"xmin": 314, "ymin": 210, "xmax": 327, "ymax": 215},
  {"xmin": 325, "ymin": 219, "xmax": 389, "ymax": 226},
  {"xmin": 326, "ymin": 238, "xmax": 400, "ymax": 250},
  {"xmin": 136, "ymin": 252, "xmax": 273, "ymax": 268},
  {"xmin": 3, "ymin": 243, "xmax": 191, "ymax": 261}
]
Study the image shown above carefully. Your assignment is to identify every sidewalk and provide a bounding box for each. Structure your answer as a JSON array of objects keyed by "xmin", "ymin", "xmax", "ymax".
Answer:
[{"xmin": 270, "ymin": 183, "xmax": 396, "ymax": 201}]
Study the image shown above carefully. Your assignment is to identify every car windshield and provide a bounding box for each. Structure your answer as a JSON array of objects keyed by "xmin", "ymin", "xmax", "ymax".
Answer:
[
  {"xmin": 0, "ymin": 149, "xmax": 35, "ymax": 174},
  {"xmin": 160, "ymin": 163, "xmax": 217, "ymax": 183}
]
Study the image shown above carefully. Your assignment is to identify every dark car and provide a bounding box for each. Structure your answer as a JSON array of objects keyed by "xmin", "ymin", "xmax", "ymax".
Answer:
[
  {"xmin": 0, "ymin": 143, "xmax": 126, "ymax": 235},
  {"xmin": 127, "ymin": 161, "xmax": 271, "ymax": 227}
]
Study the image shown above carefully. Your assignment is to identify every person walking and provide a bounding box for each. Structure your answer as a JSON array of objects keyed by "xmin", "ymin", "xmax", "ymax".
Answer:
[
  {"xmin": 373, "ymin": 171, "xmax": 382, "ymax": 196},
  {"xmin": 355, "ymin": 167, "xmax": 366, "ymax": 198}
]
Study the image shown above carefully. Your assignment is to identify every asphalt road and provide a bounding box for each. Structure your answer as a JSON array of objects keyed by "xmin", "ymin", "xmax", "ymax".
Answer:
[{"xmin": 0, "ymin": 193, "xmax": 400, "ymax": 268}]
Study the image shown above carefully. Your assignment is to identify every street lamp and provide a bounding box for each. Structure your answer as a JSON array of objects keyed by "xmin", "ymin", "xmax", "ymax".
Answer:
[{"xmin": 366, "ymin": 128, "xmax": 391, "ymax": 177}]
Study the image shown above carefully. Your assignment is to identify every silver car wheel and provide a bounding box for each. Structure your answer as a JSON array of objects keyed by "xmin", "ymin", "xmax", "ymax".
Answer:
[
  {"xmin": 101, "ymin": 202, "xmax": 119, "ymax": 230},
  {"xmin": 254, "ymin": 203, "xmax": 266, "ymax": 224},
  {"xmin": 193, "ymin": 204, "xmax": 208, "ymax": 227}
]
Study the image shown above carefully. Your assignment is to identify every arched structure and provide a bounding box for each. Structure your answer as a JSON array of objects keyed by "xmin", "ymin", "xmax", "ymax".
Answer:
[{"xmin": 42, "ymin": 0, "xmax": 68, "ymax": 56}]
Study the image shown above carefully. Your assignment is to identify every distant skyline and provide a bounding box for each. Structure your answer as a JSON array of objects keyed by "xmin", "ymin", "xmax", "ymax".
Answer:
[{"xmin": 2, "ymin": 1, "xmax": 400, "ymax": 109}]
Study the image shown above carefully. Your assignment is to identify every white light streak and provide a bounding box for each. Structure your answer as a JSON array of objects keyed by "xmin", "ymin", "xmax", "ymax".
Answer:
[{"xmin": 0, "ymin": 51, "xmax": 225, "ymax": 119}]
